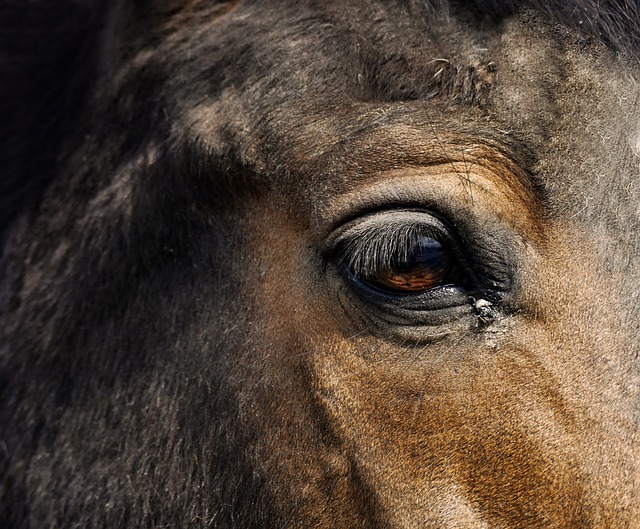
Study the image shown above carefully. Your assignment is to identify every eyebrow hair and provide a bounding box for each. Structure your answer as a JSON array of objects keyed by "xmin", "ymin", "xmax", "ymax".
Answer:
[{"xmin": 472, "ymin": 0, "xmax": 640, "ymax": 59}]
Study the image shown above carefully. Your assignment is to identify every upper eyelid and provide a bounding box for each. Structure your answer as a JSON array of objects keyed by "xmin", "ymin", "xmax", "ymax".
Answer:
[
  {"xmin": 329, "ymin": 210, "xmax": 457, "ymax": 275},
  {"xmin": 313, "ymin": 163, "xmax": 544, "ymax": 248},
  {"xmin": 328, "ymin": 208, "xmax": 452, "ymax": 244}
]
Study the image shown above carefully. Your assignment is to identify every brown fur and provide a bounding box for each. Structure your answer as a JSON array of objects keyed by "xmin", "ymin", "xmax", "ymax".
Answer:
[{"xmin": 1, "ymin": 1, "xmax": 639, "ymax": 527}]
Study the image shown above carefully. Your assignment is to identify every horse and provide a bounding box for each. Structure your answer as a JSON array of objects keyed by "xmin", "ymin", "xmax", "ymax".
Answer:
[{"xmin": 1, "ymin": 0, "xmax": 639, "ymax": 527}]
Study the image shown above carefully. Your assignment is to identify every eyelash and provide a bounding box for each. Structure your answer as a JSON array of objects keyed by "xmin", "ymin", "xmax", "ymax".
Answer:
[
  {"xmin": 336, "ymin": 222, "xmax": 442, "ymax": 278},
  {"xmin": 330, "ymin": 209, "xmax": 474, "ymax": 293}
]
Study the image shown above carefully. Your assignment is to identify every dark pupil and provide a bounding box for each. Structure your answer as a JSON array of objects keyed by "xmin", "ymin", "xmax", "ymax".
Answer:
[{"xmin": 365, "ymin": 236, "xmax": 450, "ymax": 293}]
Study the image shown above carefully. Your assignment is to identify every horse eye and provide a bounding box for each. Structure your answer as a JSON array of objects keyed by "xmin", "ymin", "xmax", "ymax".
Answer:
[
  {"xmin": 361, "ymin": 235, "xmax": 452, "ymax": 294},
  {"xmin": 330, "ymin": 210, "xmax": 471, "ymax": 300}
]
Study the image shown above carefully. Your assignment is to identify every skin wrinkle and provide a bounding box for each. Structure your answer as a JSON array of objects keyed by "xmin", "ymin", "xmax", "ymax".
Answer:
[{"xmin": 318, "ymin": 163, "xmax": 538, "ymax": 236}]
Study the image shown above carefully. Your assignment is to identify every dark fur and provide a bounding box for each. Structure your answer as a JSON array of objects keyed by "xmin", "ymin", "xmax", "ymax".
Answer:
[
  {"xmin": 1, "ymin": 0, "xmax": 639, "ymax": 242},
  {"xmin": 1, "ymin": 1, "xmax": 639, "ymax": 527},
  {"xmin": 477, "ymin": 0, "xmax": 640, "ymax": 55}
]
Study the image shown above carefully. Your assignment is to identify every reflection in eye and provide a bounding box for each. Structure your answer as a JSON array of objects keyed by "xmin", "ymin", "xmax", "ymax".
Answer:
[
  {"xmin": 362, "ymin": 235, "xmax": 451, "ymax": 293},
  {"xmin": 334, "ymin": 211, "xmax": 465, "ymax": 297}
]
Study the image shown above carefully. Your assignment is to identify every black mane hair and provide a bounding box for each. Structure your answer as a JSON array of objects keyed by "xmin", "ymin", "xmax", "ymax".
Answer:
[{"xmin": 0, "ymin": 0, "xmax": 638, "ymax": 245}]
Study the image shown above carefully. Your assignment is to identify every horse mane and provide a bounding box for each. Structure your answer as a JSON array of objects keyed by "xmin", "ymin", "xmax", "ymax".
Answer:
[{"xmin": 0, "ymin": 0, "xmax": 638, "ymax": 246}]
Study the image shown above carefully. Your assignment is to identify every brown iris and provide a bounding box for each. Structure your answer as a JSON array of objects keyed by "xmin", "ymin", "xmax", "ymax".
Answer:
[{"xmin": 364, "ymin": 235, "xmax": 451, "ymax": 293}]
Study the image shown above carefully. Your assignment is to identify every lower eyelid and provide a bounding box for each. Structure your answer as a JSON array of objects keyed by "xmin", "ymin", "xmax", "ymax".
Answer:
[{"xmin": 344, "ymin": 274, "xmax": 473, "ymax": 319}]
